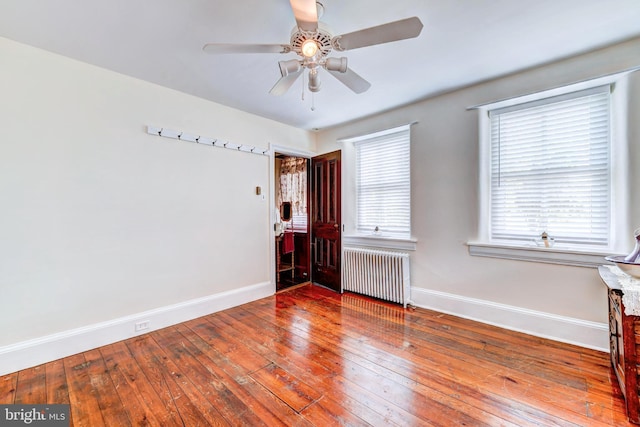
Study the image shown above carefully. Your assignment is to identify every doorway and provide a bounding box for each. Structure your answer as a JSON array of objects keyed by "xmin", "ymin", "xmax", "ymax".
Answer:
[
  {"xmin": 273, "ymin": 150, "xmax": 342, "ymax": 292},
  {"xmin": 274, "ymin": 153, "xmax": 310, "ymax": 290}
]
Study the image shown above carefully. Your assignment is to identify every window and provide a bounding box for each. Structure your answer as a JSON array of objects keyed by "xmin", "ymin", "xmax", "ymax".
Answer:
[
  {"xmin": 489, "ymin": 86, "xmax": 610, "ymax": 248},
  {"xmin": 470, "ymin": 72, "xmax": 632, "ymax": 266},
  {"xmin": 353, "ymin": 125, "xmax": 411, "ymax": 238}
]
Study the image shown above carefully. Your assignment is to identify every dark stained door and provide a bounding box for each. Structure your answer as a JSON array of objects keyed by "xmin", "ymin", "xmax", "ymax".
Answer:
[{"xmin": 311, "ymin": 150, "xmax": 341, "ymax": 292}]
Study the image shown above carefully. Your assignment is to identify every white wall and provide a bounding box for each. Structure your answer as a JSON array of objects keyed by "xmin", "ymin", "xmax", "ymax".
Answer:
[
  {"xmin": 317, "ymin": 37, "xmax": 640, "ymax": 348},
  {"xmin": 0, "ymin": 37, "xmax": 314, "ymax": 352},
  {"xmin": 2, "ymin": 33, "xmax": 637, "ymax": 371}
]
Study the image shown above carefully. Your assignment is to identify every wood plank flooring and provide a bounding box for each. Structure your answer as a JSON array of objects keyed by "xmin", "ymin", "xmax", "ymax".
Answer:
[{"xmin": 0, "ymin": 284, "xmax": 633, "ymax": 426}]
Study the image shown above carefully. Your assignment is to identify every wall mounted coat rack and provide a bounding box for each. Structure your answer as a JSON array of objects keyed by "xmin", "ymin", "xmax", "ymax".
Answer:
[{"xmin": 146, "ymin": 125, "xmax": 269, "ymax": 156}]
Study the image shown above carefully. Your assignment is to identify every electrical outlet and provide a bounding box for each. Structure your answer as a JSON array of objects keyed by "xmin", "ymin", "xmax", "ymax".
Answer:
[{"xmin": 135, "ymin": 321, "xmax": 150, "ymax": 332}]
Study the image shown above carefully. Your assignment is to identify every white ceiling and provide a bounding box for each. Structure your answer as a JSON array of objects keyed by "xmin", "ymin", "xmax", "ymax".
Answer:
[{"xmin": 1, "ymin": 0, "xmax": 639, "ymax": 130}]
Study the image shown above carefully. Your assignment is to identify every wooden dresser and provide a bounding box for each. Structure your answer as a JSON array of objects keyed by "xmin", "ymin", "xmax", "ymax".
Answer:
[{"xmin": 599, "ymin": 266, "xmax": 640, "ymax": 423}]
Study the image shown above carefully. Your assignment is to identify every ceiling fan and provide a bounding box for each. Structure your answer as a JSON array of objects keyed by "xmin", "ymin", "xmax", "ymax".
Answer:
[{"xmin": 203, "ymin": 0, "xmax": 423, "ymax": 96}]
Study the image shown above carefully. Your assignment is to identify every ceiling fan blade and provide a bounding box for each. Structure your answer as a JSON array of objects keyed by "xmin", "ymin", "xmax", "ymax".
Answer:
[
  {"xmin": 333, "ymin": 17, "xmax": 423, "ymax": 51},
  {"xmin": 289, "ymin": 0, "xmax": 318, "ymax": 32},
  {"xmin": 203, "ymin": 43, "xmax": 289, "ymax": 54},
  {"xmin": 327, "ymin": 67, "xmax": 371, "ymax": 94},
  {"xmin": 269, "ymin": 69, "xmax": 303, "ymax": 96}
]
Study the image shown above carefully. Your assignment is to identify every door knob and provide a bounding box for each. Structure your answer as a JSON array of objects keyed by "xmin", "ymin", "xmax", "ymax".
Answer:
[{"xmin": 334, "ymin": 224, "xmax": 339, "ymax": 229}]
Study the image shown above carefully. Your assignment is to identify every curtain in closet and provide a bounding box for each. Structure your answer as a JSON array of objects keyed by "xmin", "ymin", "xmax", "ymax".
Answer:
[{"xmin": 278, "ymin": 157, "xmax": 307, "ymax": 230}]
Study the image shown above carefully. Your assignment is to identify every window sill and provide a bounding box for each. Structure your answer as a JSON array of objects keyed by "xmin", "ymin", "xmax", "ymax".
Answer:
[
  {"xmin": 344, "ymin": 234, "xmax": 417, "ymax": 251},
  {"xmin": 467, "ymin": 241, "xmax": 621, "ymax": 268}
]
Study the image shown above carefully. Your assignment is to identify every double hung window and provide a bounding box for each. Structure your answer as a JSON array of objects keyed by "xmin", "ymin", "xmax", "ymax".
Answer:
[
  {"xmin": 353, "ymin": 125, "xmax": 411, "ymax": 239},
  {"xmin": 470, "ymin": 71, "xmax": 635, "ymax": 266},
  {"xmin": 488, "ymin": 86, "xmax": 611, "ymax": 248}
]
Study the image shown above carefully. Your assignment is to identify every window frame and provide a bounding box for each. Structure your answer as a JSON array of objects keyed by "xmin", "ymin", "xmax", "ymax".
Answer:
[
  {"xmin": 341, "ymin": 124, "xmax": 417, "ymax": 251},
  {"xmin": 469, "ymin": 72, "xmax": 631, "ymax": 267}
]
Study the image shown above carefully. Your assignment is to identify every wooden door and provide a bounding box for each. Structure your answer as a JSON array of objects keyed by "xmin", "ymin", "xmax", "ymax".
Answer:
[{"xmin": 311, "ymin": 150, "xmax": 341, "ymax": 292}]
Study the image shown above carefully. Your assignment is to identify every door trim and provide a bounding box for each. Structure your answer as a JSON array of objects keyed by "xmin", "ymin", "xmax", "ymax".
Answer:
[{"xmin": 269, "ymin": 144, "xmax": 316, "ymax": 290}]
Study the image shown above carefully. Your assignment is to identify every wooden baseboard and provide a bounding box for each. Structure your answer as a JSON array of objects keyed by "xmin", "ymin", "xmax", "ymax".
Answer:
[
  {"xmin": 0, "ymin": 281, "xmax": 273, "ymax": 376},
  {"xmin": 411, "ymin": 287, "xmax": 609, "ymax": 352}
]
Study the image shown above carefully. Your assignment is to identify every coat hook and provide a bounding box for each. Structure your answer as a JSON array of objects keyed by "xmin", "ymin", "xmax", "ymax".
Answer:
[
  {"xmin": 158, "ymin": 128, "xmax": 163, "ymax": 136},
  {"xmin": 196, "ymin": 136, "xmax": 200, "ymax": 143},
  {"xmin": 177, "ymin": 132, "xmax": 182, "ymax": 140}
]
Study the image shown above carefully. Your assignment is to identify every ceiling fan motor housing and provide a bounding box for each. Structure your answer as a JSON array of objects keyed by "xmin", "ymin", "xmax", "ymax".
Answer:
[{"xmin": 290, "ymin": 24, "xmax": 333, "ymax": 58}]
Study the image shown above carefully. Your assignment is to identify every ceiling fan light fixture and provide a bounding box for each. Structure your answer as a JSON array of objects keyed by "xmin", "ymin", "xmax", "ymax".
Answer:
[
  {"xmin": 308, "ymin": 69, "xmax": 321, "ymax": 92},
  {"xmin": 278, "ymin": 59, "xmax": 301, "ymax": 77},
  {"xmin": 301, "ymin": 39, "xmax": 319, "ymax": 58},
  {"xmin": 325, "ymin": 57, "xmax": 347, "ymax": 73}
]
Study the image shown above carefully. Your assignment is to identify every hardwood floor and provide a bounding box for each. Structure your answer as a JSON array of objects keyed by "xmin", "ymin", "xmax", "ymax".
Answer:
[{"xmin": 0, "ymin": 284, "xmax": 633, "ymax": 426}]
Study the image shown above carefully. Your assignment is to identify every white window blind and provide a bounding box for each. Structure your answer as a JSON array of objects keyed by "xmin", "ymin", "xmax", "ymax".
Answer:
[
  {"xmin": 489, "ymin": 85, "xmax": 611, "ymax": 247},
  {"xmin": 291, "ymin": 213, "xmax": 308, "ymax": 232},
  {"xmin": 355, "ymin": 125, "xmax": 411, "ymax": 237}
]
